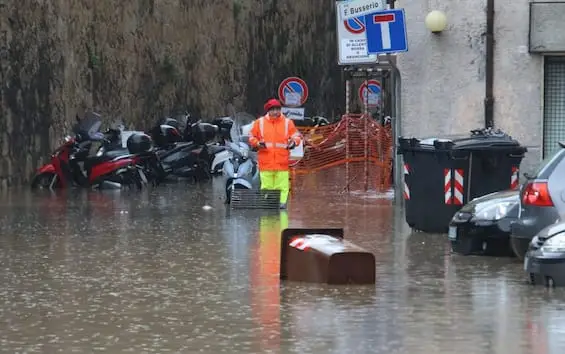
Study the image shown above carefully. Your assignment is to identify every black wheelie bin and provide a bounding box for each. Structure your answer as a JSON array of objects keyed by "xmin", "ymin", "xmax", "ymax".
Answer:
[{"xmin": 398, "ymin": 128, "xmax": 527, "ymax": 233}]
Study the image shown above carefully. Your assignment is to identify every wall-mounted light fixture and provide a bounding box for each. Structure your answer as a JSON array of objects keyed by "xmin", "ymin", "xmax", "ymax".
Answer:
[{"xmin": 425, "ymin": 10, "xmax": 447, "ymax": 34}]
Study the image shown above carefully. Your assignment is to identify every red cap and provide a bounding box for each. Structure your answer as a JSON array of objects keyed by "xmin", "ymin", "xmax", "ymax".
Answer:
[{"xmin": 264, "ymin": 98, "xmax": 282, "ymax": 112}]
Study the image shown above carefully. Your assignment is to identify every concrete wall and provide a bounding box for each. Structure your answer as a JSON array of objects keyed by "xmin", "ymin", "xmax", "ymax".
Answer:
[{"xmin": 397, "ymin": 0, "xmax": 545, "ymax": 175}]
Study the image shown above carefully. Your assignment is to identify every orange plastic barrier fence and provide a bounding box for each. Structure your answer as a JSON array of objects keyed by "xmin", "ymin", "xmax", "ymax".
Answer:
[{"xmin": 290, "ymin": 114, "xmax": 393, "ymax": 193}]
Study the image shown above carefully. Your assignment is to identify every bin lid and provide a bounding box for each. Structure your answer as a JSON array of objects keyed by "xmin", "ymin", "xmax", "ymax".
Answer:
[
  {"xmin": 448, "ymin": 134, "xmax": 523, "ymax": 150},
  {"xmin": 400, "ymin": 129, "xmax": 525, "ymax": 152}
]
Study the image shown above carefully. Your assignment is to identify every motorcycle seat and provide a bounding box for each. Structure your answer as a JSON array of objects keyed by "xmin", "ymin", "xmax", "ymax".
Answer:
[
  {"xmin": 84, "ymin": 148, "xmax": 131, "ymax": 168},
  {"xmin": 208, "ymin": 145, "xmax": 226, "ymax": 154},
  {"xmin": 104, "ymin": 148, "xmax": 131, "ymax": 159}
]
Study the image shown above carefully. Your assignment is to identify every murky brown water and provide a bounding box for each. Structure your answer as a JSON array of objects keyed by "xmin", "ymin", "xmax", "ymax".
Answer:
[{"xmin": 1, "ymin": 179, "xmax": 565, "ymax": 353}]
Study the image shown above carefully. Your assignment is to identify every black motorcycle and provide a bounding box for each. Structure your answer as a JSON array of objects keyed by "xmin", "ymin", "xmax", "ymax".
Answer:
[{"xmin": 149, "ymin": 118, "xmax": 233, "ymax": 181}]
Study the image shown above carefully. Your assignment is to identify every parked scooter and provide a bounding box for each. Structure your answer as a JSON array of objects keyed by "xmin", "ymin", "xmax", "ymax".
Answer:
[
  {"xmin": 223, "ymin": 137, "xmax": 260, "ymax": 203},
  {"xmin": 223, "ymin": 113, "xmax": 260, "ymax": 204},
  {"xmin": 209, "ymin": 116, "xmax": 236, "ymax": 174},
  {"xmin": 149, "ymin": 117, "xmax": 232, "ymax": 180},
  {"xmin": 93, "ymin": 124, "xmax": 167, "ymax": 186},
  {"xmin": 148, "ymin": 119, "xmax": 217, "ymax": 181},
  {"xmin": 95, "ymin": 131, "xmax": 166, "ymax": 187},
  {"xmin": 31, "ymin": 113, "xmax": 144, "ymax": 190}
]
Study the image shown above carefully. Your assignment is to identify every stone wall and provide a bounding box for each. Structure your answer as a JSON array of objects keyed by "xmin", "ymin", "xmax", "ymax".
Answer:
[{"xmin": 0, "ymin": 0, "xmax": 343, "ymax": 186}]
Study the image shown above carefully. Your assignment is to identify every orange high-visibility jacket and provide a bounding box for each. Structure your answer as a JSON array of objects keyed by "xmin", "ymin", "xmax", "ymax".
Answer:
[{"xmin": 248, "ymin": 114, "xmax": 302, "ymax": 171}]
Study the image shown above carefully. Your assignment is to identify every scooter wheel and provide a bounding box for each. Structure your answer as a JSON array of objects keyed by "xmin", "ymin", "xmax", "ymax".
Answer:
[
  {"xmin": 225, "ymin": 191, "xmax": 231, "ymax": 204},
  {"xmin": 450, "ymin": 239, "xmax": 475, "ymax": 256},
  {"xmin": 31, "ymin": 172, "xmax": 58, "ymax": 190},
  {"xmin": 120, "ymin": 167, "xmax": 143, "ymax": 190},
  {"xmin": 194, "ymin": 159, "xmax": 211, "ymax": 182}
]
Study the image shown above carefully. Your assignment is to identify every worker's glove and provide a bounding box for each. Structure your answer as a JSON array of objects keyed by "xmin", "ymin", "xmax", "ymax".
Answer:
[
  {"xmin": 286, "ymin": 140, "xmax": 296, "ymax": 150},
  {"xmin": 258, "ymin": 141, "xmax": 267, "ymax": 149}
]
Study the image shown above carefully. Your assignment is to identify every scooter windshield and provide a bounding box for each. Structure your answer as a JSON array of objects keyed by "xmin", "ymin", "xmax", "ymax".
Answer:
[
  {"xmin": 229, "ymin": 112, "xmax": 256, "ymax": 143},
  {"xmin": 74, "ymin": 112, "xmax": 104, "ymax": 141}
]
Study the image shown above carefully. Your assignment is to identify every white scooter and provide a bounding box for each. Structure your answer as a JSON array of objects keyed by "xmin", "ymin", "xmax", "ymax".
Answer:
[
  {"xmin": 208, "ymin": 142, "xmax": 233, "ymax": 174},
  {"xmin": 223, "ymin": 137, "xmax": 260, "ymax": 204}
]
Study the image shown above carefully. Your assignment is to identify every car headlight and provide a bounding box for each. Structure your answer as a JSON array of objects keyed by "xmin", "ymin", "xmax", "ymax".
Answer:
[
  {"xmin": 474, "ymin": 202, "xmax": 513, "ymax": 221},
  {"xmin": 541, "ymin": 234, "xmax": 565, "ymax": 253}
]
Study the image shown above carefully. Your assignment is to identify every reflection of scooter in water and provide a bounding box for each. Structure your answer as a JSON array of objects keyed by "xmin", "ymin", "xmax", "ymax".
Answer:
[
  {"xmin": 250, "ymin": 212, "xmax": 288, "ymax": 352},
  {"xmin": 222, "ymin": 209, "xmax": 253, "ymax": 285}
]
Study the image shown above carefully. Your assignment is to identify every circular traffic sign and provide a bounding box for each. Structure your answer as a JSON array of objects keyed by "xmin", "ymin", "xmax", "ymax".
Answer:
[
  {"xmin": 358, "ymin": 80, "xmax": 382, "ymax": 108},
  {"xmin": 344, "ymin": 17, "xmax": 366, "ymax": 34},
  {"xmin": 278, "ymin": 77, "xmax": 309, "ymax": 107}
]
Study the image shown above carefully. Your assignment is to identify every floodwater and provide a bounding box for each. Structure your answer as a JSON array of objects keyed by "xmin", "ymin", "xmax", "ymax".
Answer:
[{"xmin": 1, "ymin": 178, "xmax": 565, "ymax": 354}]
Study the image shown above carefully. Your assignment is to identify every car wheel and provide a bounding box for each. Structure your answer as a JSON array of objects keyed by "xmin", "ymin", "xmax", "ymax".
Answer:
[
  {"xmin": 510, "ymin": 237, "xmax": 530, "ymax": 261},
  {"xmin": 482, "ymin": 238, "xmax": 516, "ymax": 257},
  {"xmin": 451, "ymin": 238, "xmax": 475, "ymax": 256}
]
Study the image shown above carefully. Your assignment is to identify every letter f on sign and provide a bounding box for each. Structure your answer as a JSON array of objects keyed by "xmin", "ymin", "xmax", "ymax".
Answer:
[{"xmin": 373, "ymin": 13, "xmax": 395, "ymax": 50}]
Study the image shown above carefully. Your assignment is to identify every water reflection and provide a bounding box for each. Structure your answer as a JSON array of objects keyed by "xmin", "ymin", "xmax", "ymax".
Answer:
[
  {"xmin": 0, "ymin": 183, "xmax": 565, "ymax": 352},
  {"xmin": 250, "ymin": 212, "xmax": 286, "ymax": 352}
]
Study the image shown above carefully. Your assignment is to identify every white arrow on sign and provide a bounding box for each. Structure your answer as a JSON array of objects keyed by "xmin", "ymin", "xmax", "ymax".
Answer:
[{"xmin": 338, "ymin": 0, "xmax": 385, "ymax": 21}]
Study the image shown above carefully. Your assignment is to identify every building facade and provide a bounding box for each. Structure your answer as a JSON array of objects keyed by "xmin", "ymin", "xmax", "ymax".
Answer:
[{"xmin": 397, "ymin": 0, "xmax": 565, "ymax": 174}]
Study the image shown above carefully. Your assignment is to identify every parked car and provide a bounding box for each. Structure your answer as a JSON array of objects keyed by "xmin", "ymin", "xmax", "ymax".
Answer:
[
  {"xmin": 510, "ymin": 143, "xmax": 565, "ymax": 260},
  {"xmin": 449, "ymin": 189, "xmax": 520, "ymax": 256},
  {"xmin": 524, "ymin": 219, "xmax": 565, "ymax": 287}
]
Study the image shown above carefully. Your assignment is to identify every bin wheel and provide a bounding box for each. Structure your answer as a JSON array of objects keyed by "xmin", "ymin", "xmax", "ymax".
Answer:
[
  {"xmin": 451, "ymin": 238, "xmax": 475, "ymax": 256},
  {"xmin": 545, "ymin": 276, "xmax": 555, "ymax": 288}
]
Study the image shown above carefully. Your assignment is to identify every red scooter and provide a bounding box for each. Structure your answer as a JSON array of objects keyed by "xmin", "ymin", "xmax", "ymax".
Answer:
[{"xmin": 30, "ymin": 114, "xmax": 144, "ymax": 190}]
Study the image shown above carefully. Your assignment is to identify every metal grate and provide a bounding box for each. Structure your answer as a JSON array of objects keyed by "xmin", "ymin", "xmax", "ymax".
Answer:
[
  {"xmin": 230, "ymin": 189, "xmax": 281, "ymax": 209},
  {"xmin": 543, "ymin": 56, "xmax": 565, "ymax": 158}
]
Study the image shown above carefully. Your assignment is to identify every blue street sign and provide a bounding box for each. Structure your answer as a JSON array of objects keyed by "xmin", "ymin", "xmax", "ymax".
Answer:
[{"xmin": 364, "ymin": 9, "xmax": 408, "ymax": 54}]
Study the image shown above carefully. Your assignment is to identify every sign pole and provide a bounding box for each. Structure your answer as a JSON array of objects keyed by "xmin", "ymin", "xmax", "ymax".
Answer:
[
  {"xmin": 345, "ymin": 73, "xmax": 351, "ymax": 192},
  {"xmin": 390, "ymin": 59, "xmax": 403, "ymax": 204},
  {"xmin": 363, "ymin": 75, "xmax": 369, "ymax": 192}
]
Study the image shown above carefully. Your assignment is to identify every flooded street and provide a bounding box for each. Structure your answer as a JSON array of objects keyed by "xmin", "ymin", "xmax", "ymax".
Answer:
[{"xmin": 1, "ymin": 179, "xmax": 565, "ymax": 353}]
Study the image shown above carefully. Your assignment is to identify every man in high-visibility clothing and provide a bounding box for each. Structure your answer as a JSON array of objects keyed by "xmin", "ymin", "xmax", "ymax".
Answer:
[{"xmin": 248, "ymin": 98, "xmax": 302, "ymax": 209}]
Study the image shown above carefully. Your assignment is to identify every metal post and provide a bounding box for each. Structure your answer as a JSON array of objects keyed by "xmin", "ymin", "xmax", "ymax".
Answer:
[
  {"xmin": 345, "ymin": 74, "xmax": 351, "ymax": 115},
  {"xmin": 363, "ymin": 74, "xmax": 369, "ymax": 191},
  {"xmin": 378, "ymin": 69, "xmax": 385, "ymax": 190},
  {"xmin": 389, "ymin": 59, "xmax": 403, "ymax": 204},
  {"xmin": 345, "ymin": 73, "xmax": 350, "ymax": 192}
]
